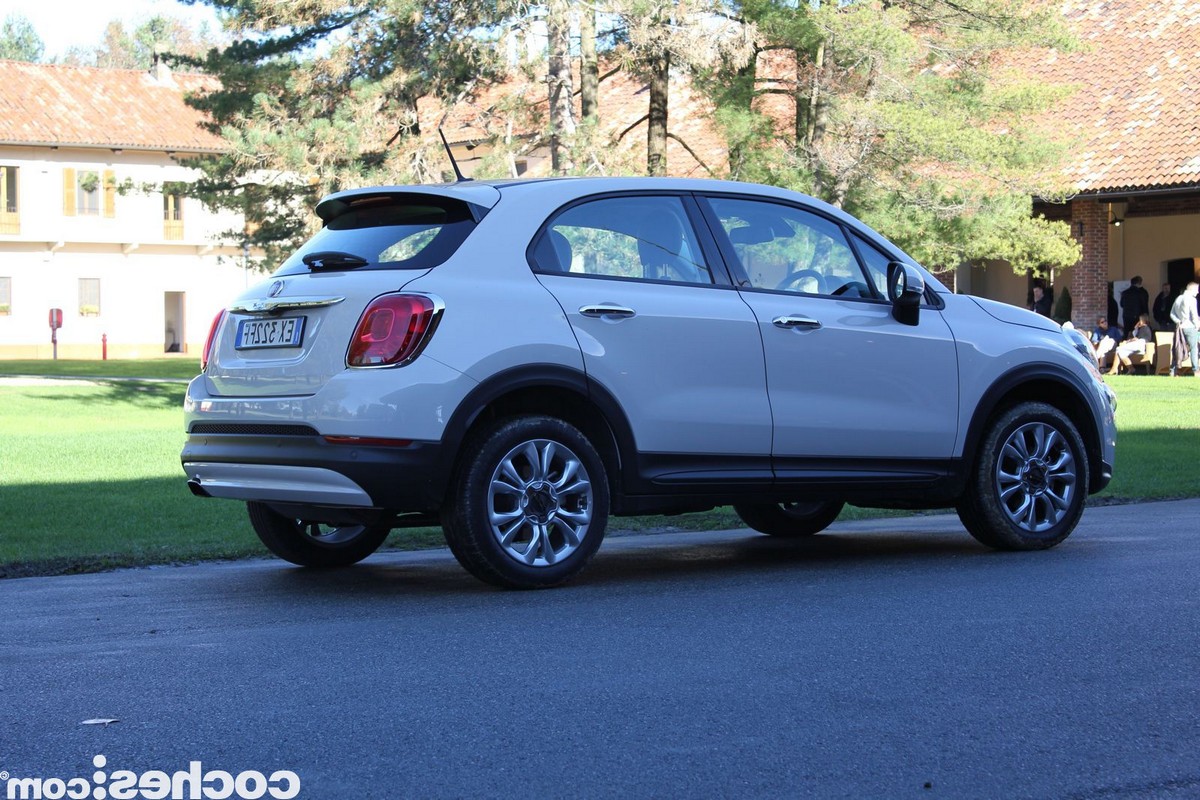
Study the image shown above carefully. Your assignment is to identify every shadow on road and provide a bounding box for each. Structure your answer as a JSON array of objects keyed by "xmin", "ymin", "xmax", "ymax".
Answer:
[{"xmin": 252, "ymin": 529, "xmax": 1001, "ymax": 600}]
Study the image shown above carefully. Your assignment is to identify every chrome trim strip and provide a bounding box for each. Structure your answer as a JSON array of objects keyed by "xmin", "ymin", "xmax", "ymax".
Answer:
[
  {"xmin": 579, "ymin": 304, "xmax": 636, "ymax": 319},
  {"xmin": 229, "ymin": 296, "xmax": 346, "ymax": 314},
  {"xmin": 772, "ymin": 315, "xmax": 822, "ymax": 329},
  {"xmin": 182, "ymin": 462, "xmax": 373, "ymax": 506}
]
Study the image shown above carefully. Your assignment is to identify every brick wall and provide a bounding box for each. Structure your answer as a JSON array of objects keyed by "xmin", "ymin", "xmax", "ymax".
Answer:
[
  {"xmin": 1126, "ymin": 194, "xmax": 1200, "ymax": 218},
  {"xmin": 1067, "ymin": 199, "xmax": 1109, "ymax": 328}
]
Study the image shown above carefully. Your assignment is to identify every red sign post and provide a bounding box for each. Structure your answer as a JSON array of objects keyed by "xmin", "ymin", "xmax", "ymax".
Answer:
[{"xmin": 49, "ymin": 308, "xmax": 63, "ymax": 360}]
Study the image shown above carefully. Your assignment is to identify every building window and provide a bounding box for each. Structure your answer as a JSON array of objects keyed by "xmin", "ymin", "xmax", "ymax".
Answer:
[
  {"xmin": 0, "ymin": 166, "xmax": 17, "ymax": 234},
  {"xmin": 0, "ymin": 276, "xmax": 11, "ymax": 315},
  {"xmin": 79, "ymin": 278, "xmax": 101, "ymax": 317},
  {"xmin": 77, "ymin": 171, "xmax": 101, "ymax": 216},
  {"xmin": 164, "ymin": 184, "xmax": 184, "ymax": 240},
  {"xmin": 63, "ymin": 168, "xmax": 116, "ymax": 218}
]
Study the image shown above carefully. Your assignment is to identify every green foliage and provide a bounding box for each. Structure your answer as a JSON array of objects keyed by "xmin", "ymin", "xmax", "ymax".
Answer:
[
  {"xmin": 89, "ymin": 15, "xmax": 221, "ymax": 69},
  {"xmin": 0, "ymin": 13, "xmax": 44, "ymax": 62},
  {"xmin": 176, "ymin": 0, "xmax": 1085, "ymax": 276},
  {"xmin": 717, "ymin": 0, "xmax": 1082, "ymax": 274},
  {"xmin": 1053, "ymin": 285, "xmax": 1073, "ymax": 324},
  {"xmin": 178, "ymin": 0, "xmax": 519, "ymax": 264}
]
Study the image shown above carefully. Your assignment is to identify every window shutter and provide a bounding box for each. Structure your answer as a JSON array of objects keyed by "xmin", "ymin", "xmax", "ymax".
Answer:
[
  {"xmin": 63, "ymin": 168, "xmax": 76, "ymax": 216},
  {"xmin": 103, "ymin": 170, "xmax": 116, "ymax": 218}
]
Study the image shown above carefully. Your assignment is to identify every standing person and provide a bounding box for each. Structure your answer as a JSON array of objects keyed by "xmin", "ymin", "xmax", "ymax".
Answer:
[
  {"xmin": 1030, "ymin": 285, "xmax": 1052, "ymax": 317},
  {"xmin": 1153, "ymin": 282, "xmax": 1174, "ymax": 330},
  {"xmin": 1119, "ymin": 276, "xmax": 1150, "ymax": 335},
  {"xmin": 1169, "ymin": 282, "xmax": 1200, "ymax": 376}
]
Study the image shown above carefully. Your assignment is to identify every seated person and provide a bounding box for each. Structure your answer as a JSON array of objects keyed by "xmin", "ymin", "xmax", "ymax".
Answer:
[
  {"xmin": 1110, "ymin": 314, "xmax": 1154, "ymax": 374},
  {"xmin": 1090, "ymin": 316, "xmax": 1122, "ymax": 366}
]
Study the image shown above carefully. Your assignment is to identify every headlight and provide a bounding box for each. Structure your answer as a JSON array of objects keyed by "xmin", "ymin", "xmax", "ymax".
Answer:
[{"xmin": 1062, "ymin": 325, "xmax": 1095, "ymax": 363}]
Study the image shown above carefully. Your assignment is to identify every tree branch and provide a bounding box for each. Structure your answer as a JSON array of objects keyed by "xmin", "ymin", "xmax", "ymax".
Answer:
[
  {"xmin": 666, "ymin": 133, "xmax": 716, "ymax": 178},
  {"xmin": 571, "ymin": 64, "xmax": 623, "ymax": 99},
  {"xmin": 615, "ymin": 113, "xmax": 649, "ymax": 143}
]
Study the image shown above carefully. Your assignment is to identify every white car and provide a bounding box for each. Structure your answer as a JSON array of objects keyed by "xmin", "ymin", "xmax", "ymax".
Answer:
[{"xmin": 182, "ymin": 177, "xmax": 1117, "ymax": 588}]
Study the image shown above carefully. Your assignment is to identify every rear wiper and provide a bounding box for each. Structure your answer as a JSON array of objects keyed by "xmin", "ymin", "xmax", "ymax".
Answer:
[{"xmin": 302, "ymin": 250, "xmax": 369, "ymax": 270}]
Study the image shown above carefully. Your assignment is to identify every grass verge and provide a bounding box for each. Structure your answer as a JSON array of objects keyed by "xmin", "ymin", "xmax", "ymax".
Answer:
[
  {"xmin": 0, "ymin": 371, "xmax": 1195, "ymax": 577},
  {"xmin": 0, "ymin": 358, "xmax": 201, "ymax": 381}
]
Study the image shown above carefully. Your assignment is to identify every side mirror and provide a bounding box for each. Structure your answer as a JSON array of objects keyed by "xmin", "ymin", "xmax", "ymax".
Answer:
[{"xmin": 887, "ymin": 261, "xmax": 924, "ymax": 326}]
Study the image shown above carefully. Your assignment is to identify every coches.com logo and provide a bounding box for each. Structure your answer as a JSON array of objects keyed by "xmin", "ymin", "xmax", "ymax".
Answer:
[{"xmin": 3, "ymin": 755, "xmax": 300, "ymax": 800}]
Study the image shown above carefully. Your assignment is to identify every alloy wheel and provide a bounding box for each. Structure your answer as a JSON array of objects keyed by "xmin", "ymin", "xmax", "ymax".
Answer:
[
  {"xmin": 994, "ymin": 421, "xmax": 1078, "ymax": 534},
  {"xmin": 486, "ymin": 439, "xmax": 594, "ymax": 566}
]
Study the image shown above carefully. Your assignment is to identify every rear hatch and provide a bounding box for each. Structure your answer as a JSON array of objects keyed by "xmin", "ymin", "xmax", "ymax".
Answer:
[{"xmin": 205, "ymin": 186, "xmax": 497, "ymax": 398}]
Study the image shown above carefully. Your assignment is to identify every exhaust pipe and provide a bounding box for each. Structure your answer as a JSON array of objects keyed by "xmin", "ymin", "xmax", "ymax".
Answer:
[{"xmin": 187, "ymin": 479, "xmax": 212, "ymax": 498}]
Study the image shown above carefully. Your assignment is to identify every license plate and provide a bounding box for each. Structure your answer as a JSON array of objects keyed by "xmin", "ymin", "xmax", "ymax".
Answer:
[{"xmin": 235, "ymin": 316, "xmax": 306, "ymax": 350}]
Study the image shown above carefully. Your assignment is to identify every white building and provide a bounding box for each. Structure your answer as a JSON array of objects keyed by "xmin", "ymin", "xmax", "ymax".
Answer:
[{"xmin": 0, "ymin": 60, "xmax": 254, "ymax": 360}]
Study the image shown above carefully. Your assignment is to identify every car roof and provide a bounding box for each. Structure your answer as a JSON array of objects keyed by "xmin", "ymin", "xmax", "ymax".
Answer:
[
  {"xmin": 319, "ymin": 176, "xmax": 852, "ymax": 226},
  {"xmin": 315, "ymin": 177, "xmax": 947, "ymax": 292}
]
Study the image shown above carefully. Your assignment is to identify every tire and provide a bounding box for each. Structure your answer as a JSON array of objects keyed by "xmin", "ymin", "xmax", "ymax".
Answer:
[
  {"xmin": 956, "ymin": 401, "xmax": 1089, "ymax": 550},
  {"xmin": 247, "ymin": 502, "xmax": 390, "ymax": 567},
  {"xmin": 733, "ymin": 500, "xmax": 845, "ymax": 537},
  {"xmin": 441, "ymin": 415, "xmax": 609, "ymax": 589}
]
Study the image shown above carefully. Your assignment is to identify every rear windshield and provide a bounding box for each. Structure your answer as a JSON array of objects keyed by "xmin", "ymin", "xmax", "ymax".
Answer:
[{"xmin": 274, "ymin": 196, "xmax": 477, "ymax": 275}]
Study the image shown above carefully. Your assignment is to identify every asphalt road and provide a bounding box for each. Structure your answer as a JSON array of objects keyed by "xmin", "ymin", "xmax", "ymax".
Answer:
[{"xmin": 3, "ymin": 500, "xmax": 1199, "ymax": 799}]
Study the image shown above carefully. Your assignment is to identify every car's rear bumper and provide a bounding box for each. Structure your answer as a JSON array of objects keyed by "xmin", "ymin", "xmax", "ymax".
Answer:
[{"xmin": 181, "ymin": 433, "xmax": 444, "ymax": 511}]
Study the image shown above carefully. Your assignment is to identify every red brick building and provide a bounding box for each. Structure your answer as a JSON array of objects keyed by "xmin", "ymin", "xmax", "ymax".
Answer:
[{"xmin": 960, "ymin": 0, "xmax": 1200, "ymax": 327}]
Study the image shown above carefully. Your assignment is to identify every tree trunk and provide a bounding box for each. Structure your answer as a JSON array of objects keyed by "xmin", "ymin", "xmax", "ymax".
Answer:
[
  {"xmin": 808, "ymin": 35, "xmax": 837, "ymax": 201},
  {"xmin": 547, "ymin": 0, "xmax": 576, "ymax": 174},
  {"xmin": 726, "ymin": 50, "xmax": 758, "ymax": 180},
  {"xmin": 794, "ymin": 48, "xmax": 807, "ymax": 151},
  {"xmin": 580, "ymin": 4, "xmax": 598, "ymax": 121},
  {"xmin": 647, "ymin": 50, "xmax": 669, "ymax": 176},
  {"xmin": 805, "ymin": 38, "xmax": 826, "ymax": 150}
]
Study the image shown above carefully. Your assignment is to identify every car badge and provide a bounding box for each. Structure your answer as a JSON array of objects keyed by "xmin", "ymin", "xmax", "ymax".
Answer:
[{"xmin": 267, "ymin": 280, "xmax": 285, "ymax": 298}]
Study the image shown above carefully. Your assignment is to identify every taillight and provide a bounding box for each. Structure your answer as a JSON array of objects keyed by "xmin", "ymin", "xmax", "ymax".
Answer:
[
  {"xmin": 201, "ymin": 309, "xmax": 227, "ymax": 372},
  {"xmin": 347, "ymin": 294, "xmax": 441, "ymax": 367}
]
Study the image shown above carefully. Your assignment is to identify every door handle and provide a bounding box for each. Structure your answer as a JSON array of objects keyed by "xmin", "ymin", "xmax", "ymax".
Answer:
[
  {"xmin": 579, "ymin": 304, "xmax": 636, "ymax": 319},
  {"xmin": 772, "ymin": 315, "xmax": 821, "ymax": 330}
]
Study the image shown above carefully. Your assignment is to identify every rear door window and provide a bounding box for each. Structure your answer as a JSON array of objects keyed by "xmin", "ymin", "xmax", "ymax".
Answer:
[{"xmin": 530, "ymin": 195, "xmax": 714, "ymax": 285}]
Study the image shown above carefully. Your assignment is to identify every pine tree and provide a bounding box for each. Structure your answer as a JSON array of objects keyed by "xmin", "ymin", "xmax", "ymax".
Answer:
[
  {"xmin": 91, "ymin": 16, "xmax": 221, "ymax": 70},
  {"xmin": 612, "ymin": 0, "xmax": 754, "ymax": 175},
  {"xmin": 709, "ymin": 0, "xmax": 1082, "ymax": 274},
  {"xmin": 0, "ymin": 14, "xmax": 45, "ymax": 62},
  {"xmin": 178, "ymin": 0, "xmax": 518, "ymax": 264}
]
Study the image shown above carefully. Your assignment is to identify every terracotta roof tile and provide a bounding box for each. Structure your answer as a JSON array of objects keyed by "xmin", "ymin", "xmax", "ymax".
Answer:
[
  {"xmin": 1035, "ymin": 0, "xmax": 1200, "ymax": 192},
  {"xmin": 0, "ymin": 60, "xmax": 225, "ymax": 153}
]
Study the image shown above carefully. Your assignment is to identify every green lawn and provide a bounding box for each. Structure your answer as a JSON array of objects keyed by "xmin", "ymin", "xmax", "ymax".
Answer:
[
  {"xmin": 0, "ymin": 358, "xmax": 202, "ymax": 381},
  {"xmin": 1094, "ymin": 375, "xmax": 1200, "ymax": 501},
  {"xmin": 0, "ymin": 365, "xmax": 1196, "ymax": 577}
]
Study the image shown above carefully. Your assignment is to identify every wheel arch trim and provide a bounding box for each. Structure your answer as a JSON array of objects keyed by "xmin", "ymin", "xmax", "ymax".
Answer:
[
  {"xmin": 962, "ymin": 363, "xmax": 1106, "ymax": 493},
  {"xmin": 434, "ymin": 364, "xmax": 639, "ymax": 499}
]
